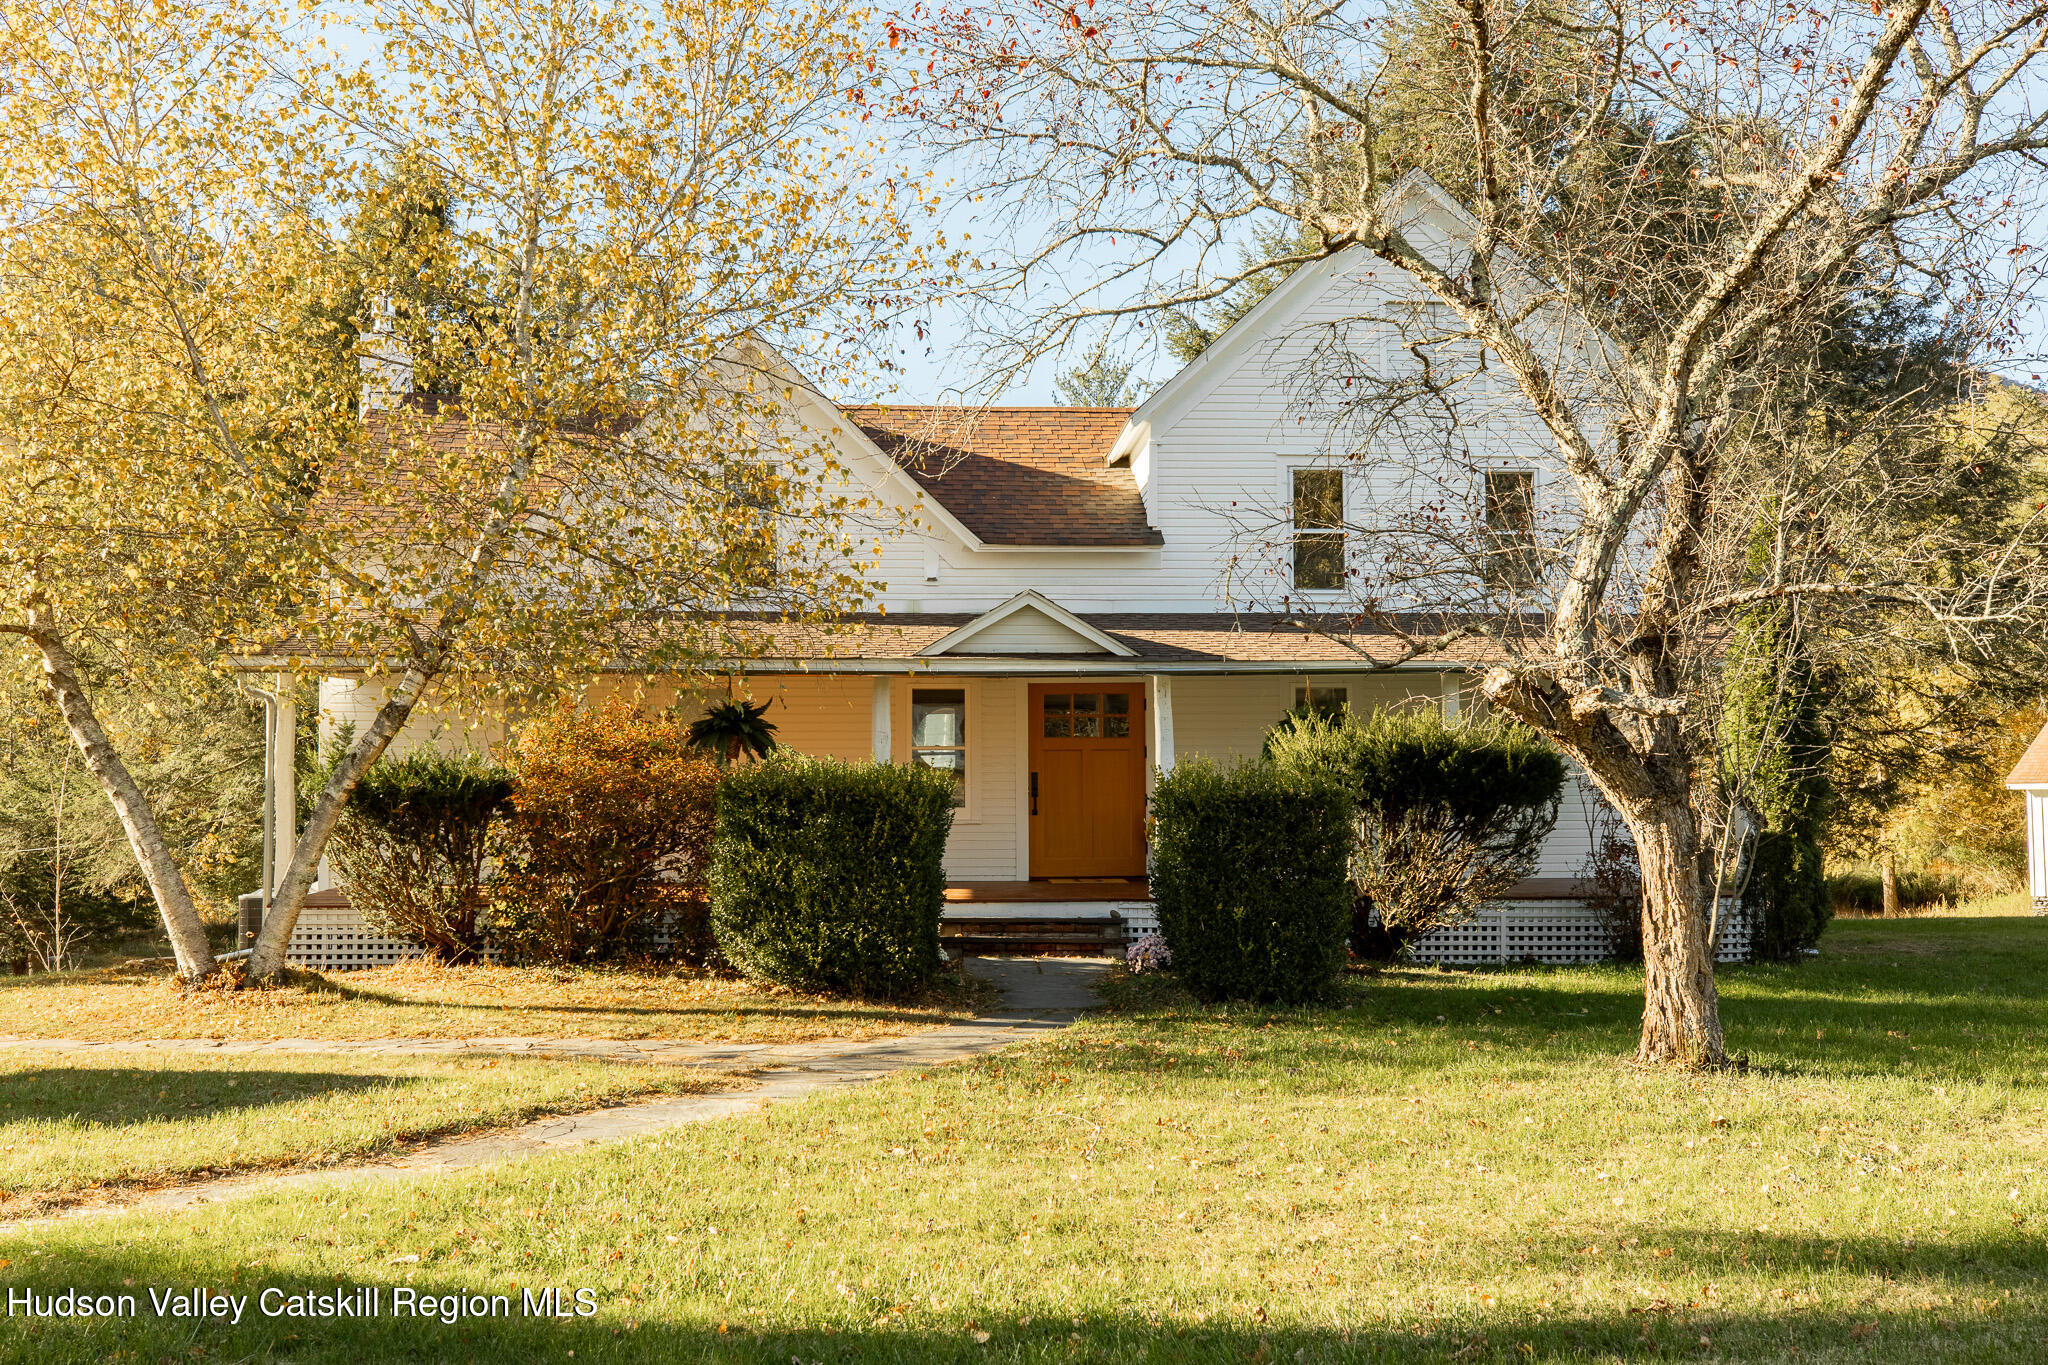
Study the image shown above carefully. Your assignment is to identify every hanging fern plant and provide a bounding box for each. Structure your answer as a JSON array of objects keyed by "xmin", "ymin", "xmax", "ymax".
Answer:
[{"xmin": 687, "ymin": 698, "xmax": 779, "ymax": 769}]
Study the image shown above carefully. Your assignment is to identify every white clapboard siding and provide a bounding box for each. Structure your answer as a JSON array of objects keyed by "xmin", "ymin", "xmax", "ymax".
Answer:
[{"xmin": 2026, "ymin": 789, "xmax": 2048, "ymax": 909}]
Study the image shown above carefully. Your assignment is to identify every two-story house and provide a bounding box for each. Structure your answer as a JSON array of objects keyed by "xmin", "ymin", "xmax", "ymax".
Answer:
[{"xmin": 267, "ymin": 176, "xmax": 1757, "ymax": 969}]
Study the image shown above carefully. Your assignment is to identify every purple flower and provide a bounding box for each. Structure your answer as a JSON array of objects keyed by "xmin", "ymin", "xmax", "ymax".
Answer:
[{"xmin": 1126, "ymin": 933, "xmax": 1171, "ymax": 973}]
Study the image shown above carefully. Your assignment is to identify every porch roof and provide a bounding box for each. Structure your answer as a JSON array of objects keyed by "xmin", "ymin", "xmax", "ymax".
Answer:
[
  {"xmin": 236, "ymin": 612, "xmax": 1505, "ymax": 674},
  {"xmin": 715, "ymin": 612, "xmax": 1503, "ymax": 671}
]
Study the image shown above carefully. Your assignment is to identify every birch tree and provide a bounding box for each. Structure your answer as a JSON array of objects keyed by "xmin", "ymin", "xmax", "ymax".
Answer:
[
  {"xmin": 0, "ymin": 0, "xmax": 935, "ymax": 983},
  {"xmin": 907, "ymin": 0, "xmax": 2048, "ymax": 1064}
]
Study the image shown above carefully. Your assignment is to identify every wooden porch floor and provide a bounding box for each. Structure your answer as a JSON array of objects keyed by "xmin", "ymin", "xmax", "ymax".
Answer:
[{"xmin": 944, "ymin": 879, "xmax": 1149, "ymax": 904}]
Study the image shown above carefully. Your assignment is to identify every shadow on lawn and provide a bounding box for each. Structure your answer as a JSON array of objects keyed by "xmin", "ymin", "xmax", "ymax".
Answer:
[
  {"xmin": 314, "ymin": 980, "xmax": 963, "ymax": 1025},
  {"xmin": 0, "ymin": 1066, "xmax": 417, "ymax": 1125},
  {"xmin": 1087, "ymin": 918, "xmax": 2048, "ymax": 1085},
  {"xmin": 4, "ymin": 1228, "xmax": 2046, "ymax": 1365}
]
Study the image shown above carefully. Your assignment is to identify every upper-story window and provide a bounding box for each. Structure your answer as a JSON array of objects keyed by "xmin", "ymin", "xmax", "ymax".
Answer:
[
  {"xmin": 1482, "ymin": 468, "xmax": 1538, "ymax": 588},
  {"xmin": 723, "ymin": 461, "xmax": 781, "ymax": 589},
  {"xmin": 1292, "ymin": 468, "xmax": 1345, "ymax": 591}
]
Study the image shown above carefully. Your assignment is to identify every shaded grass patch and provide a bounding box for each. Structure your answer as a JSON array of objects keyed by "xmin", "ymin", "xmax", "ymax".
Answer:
[{"xmin": 0, "ymin": 957, "xmax": 993, "ymax": 1044}]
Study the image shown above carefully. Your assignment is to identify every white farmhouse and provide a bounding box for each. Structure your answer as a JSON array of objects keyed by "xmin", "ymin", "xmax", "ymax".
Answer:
[{"xmin": 255, "ymin": 176, "xmax": 1758, "ymax": 968}]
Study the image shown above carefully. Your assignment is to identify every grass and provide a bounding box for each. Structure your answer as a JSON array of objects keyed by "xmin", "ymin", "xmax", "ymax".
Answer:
[
  {"xmin": 6, "ymin": 916, "xmax": 2048, "ymax": 1363},
  {"xmin": 1833, "ymin": 889, "xmax": 2035, "ymax": 920},
  {"xmin": 0, "ymin": 1051, "xmax": 720, "ymax": 1216},
  {"xmin": 0, "ymin": 957, "xmax": 992, "ymax": 1044}
]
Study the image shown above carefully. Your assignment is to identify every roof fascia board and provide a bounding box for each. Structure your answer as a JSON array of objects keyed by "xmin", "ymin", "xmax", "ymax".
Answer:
[
  {"xmin": 1119, "ymin": 248, "xmax": 1356, "ymax": 451},
  {"xmin": 731, "ymin": 657, "xmax": 1459, "ymax": 675}
]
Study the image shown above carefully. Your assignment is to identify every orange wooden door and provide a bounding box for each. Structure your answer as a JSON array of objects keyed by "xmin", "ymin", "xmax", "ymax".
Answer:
[{"xmin": 1028, "ymin": 684, "xmax": 1147, "ymax": 878}]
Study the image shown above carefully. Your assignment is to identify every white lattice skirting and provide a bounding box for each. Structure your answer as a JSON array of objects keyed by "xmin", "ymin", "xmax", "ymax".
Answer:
[
  {"xmin": 1406, "ymin": 898, "xmax": 1753, "ymax": 966},
  {"xmin": 275, "ymin": 895, "xmax": 1751, "ymax": 972},
  {"xmin": 285, "ymin": 904, "xmax": 423, "ymax": 971}
]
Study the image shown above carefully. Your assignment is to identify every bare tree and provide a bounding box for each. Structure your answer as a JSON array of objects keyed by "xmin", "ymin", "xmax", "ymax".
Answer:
[{"xmin": 906, "ymin": 0, "xmax": 2048, "ymax": 1064}]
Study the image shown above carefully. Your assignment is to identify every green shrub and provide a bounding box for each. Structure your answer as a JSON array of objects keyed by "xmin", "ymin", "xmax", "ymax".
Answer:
[
  {"xmin": 709, "ymin": 755, "xmax": 955, "ymax": 997},
  {"xmin": 490, "ymin": 700, "xmax": 721, "ymax": 964},
  {"xmin": 1149, "ymin": 758, "xmax": 1353, "ymax": 1004},
  {"xmin": 1266, "ymin": 706, "xmax": 1566, "ymax": 958},
  {"xmin": 330, "ymin": 749, "xmax": 514, "ymax": 962},
  {"xmin": 1724, "ymin": 607, "xmax": 1833, "ymax": 960}
]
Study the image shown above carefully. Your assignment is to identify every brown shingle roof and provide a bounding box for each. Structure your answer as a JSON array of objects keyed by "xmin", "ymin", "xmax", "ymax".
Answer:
[
  {"xmin": 842, "ymin": 405, "xmax": 1160, "ymax": 548},
  {"xmin": 249, "ymin": 612, "xmax": 1511, "ymax": 669},
  {"xmin": 2009, "ymin": 721, "xmax": 2048, "ymax": 786},
  {"xmin": 721, "ymin": 613, "xmax": 1506, "ymax": 665}
]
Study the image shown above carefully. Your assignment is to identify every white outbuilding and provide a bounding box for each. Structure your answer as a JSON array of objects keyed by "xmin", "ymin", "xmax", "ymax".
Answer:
[{"xmin": 2010, "ymin": 721, "xmax": 2048, "ymax": 914}]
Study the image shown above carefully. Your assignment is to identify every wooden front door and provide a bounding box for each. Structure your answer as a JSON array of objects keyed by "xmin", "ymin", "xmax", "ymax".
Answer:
[{"xmin": 1028, "ymin": 684, "xmax": 1147, "ymax": 878}]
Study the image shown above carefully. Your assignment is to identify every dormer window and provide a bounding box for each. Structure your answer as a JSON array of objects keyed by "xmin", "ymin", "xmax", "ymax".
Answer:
[{"xmin": 1291, "ymin": 468, "xmax": 1345, "ymax": 591}]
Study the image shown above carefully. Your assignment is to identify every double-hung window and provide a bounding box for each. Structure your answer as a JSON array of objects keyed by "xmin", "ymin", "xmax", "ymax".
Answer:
[
  {"xmin": 724, "ymin": 461, "xmax": 781, "ymax": 590},
  {"xmin": 1291, "ymin": 468, "xmax": 1346, "ymax": 591},
  {"xmin": 911, "ymin": 688, "xmax": 967, "ymax": 807},
  {"xmin": 1482, "ymin": 468, "xmax": 1538, "ymax": 588},
  {"xmin": 1293, "ymin": 685, "xmax": 1349, "ymax": 718}
]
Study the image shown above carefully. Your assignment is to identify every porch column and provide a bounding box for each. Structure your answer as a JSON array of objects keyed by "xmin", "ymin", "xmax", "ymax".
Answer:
[
  {"xmin": 1147, "ymin": 675, "xmax": 1176, "ymax": 774},
  {"xmin": 871, "ymin": 677, "xmax": 893, "ymax": 762},
  {"xmin": 269, "ymin": 681, "xmax": 297, "ymax": 897}
]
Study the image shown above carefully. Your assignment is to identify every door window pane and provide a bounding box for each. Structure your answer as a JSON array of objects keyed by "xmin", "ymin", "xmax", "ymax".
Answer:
[{"xmin": 911, "ymin": 689, "xmax": 966, "ymax": 807}]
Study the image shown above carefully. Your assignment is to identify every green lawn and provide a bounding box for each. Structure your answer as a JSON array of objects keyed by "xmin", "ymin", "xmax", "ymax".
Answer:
[
  {"xmin": 0, "ymin": 1052, "xmax": 716, "ymax": 1215},
  {"xmin": 5, "ymin": 916, "xmax": 2048, "ymax": 1363}
]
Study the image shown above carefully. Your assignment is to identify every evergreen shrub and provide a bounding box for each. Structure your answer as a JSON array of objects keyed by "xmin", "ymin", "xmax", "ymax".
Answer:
[
  {"xmin": 709, "ymin": 755, "xmax": 955, "ymax": 997},
  {"xmin": 330, "ymin": 749, "xmax": 514, "ymax": 962},
  {"xmin": 1149, "ymin": 758, "xmax": 1353, "ymax": 1003},
  {"xmin": 1266, "ymin": 707, "xmax": 1566, "ymax": 958}
]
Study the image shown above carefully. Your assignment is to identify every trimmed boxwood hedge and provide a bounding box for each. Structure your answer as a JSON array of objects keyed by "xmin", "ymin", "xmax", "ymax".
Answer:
[
  {"xmin": 709, "ymin": 754, "xmax": 957, "ymax": 997},
  {"xmin": 1150, "ymin": 758, "xmax": 1354, "ymax": 1003}
]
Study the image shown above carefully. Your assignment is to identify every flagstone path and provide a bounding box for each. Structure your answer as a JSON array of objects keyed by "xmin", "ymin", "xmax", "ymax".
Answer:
[{"xmin": 0, "ymin": 956, "xmax": 1114, "ymax": 1230}]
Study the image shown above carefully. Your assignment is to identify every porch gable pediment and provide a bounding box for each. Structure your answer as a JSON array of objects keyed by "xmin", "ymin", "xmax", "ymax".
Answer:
[{"xmin": 919, "ymin": 591, "xmax": 1136, "ymax": 657}]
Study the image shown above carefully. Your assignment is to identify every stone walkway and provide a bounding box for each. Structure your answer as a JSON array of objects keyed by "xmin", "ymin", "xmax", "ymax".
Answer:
[{"xmin": 0, "ymin": 956, "xmax": 1116, "ymax": 1230}]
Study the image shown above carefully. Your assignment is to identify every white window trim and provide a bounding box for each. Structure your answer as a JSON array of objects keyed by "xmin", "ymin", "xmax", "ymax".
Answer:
[
  {"xmin": 898, "ymin": 678, "xmax": 979, "ymax": 824},
  {"xmin": 1283, "ymin": 462, "xmax": 1349, "ymax": 597}
]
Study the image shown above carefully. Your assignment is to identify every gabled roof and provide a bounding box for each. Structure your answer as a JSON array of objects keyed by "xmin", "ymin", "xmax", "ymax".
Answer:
[
  {"xmin": 920, "ymin": 591, "xmax": 1138, "ymax": 657},
  {"xmin": 1113, "ymin": 170, "xmax": 1491, "ymax": 465},
  {"xmin": 2008, "ymin": 721, "xmax": 2048, "ymax": 788},
  {"xmin": 843, "ymin": 404, "xmax": 1162, "ymax": 548}
]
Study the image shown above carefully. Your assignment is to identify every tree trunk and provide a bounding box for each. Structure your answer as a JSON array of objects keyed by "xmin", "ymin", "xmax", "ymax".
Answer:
[
  {"xmin": 17, "ymin": 616, "xmax": 217, "ymax": 981},
  {"xmin": 244, "ymin": 663, "xmax": 436, "ymax": 982},
  {"xmin": 1880, "ymin": 850, "xmax": 1899, "ymax": 918},
  {"xmin": 1623, "ymin": 796, "xmax": 1729, "ymax": 1067}
]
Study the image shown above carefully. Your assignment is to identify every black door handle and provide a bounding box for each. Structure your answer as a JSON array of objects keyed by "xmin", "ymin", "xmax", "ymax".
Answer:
[{"xmin": 1030, "ymin": 772, "xmax": 1038, "ymax": 815}]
